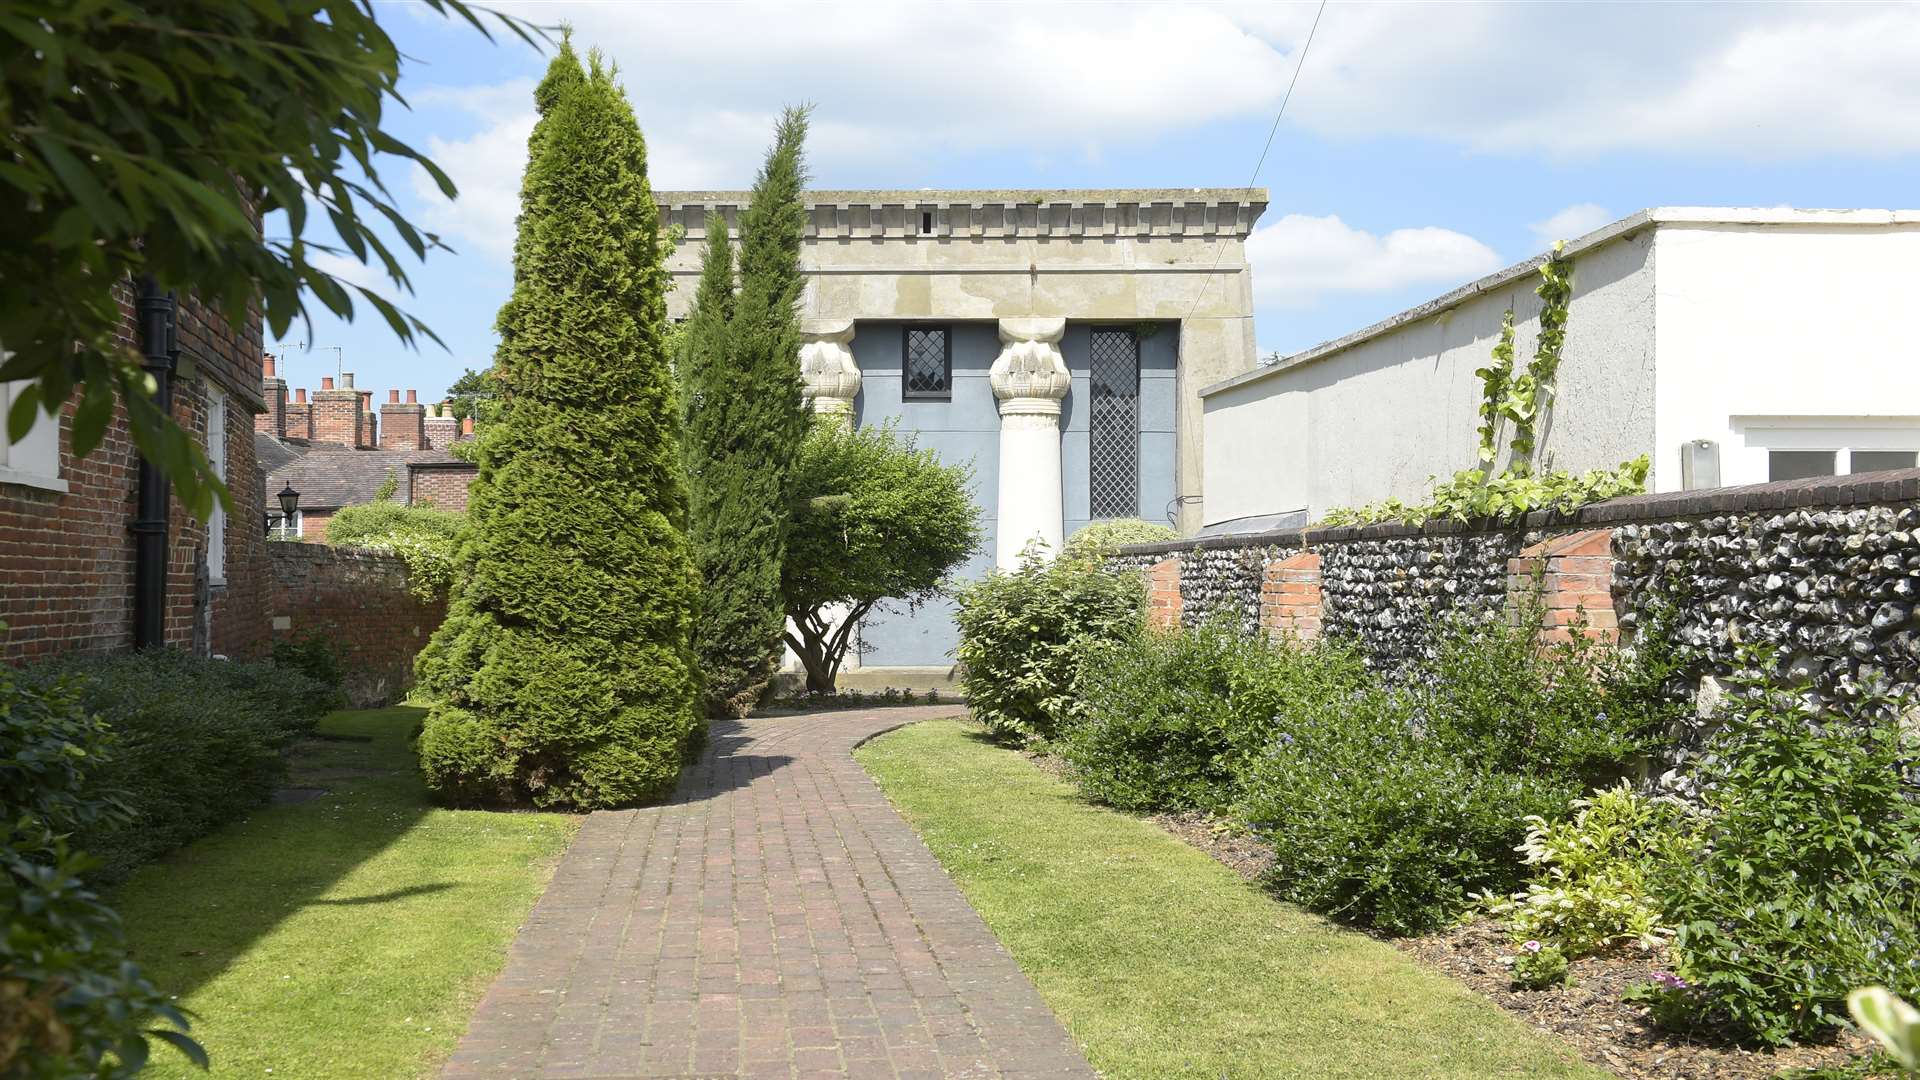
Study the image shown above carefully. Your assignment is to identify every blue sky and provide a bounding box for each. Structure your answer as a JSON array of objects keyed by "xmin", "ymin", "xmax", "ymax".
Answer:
[{"xmin": 277, "ymin": 1, "xmax": 1920, "ymax": 402}]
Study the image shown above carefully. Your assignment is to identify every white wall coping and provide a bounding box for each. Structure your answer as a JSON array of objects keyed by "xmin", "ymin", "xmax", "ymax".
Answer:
[
  {"xmin": 657, "ymin": 188, "xmax": 1269, "ymax": 242},
  {"xmin": 1200, "ymin": 206, "xmax": 1920, "ymax": 400}
]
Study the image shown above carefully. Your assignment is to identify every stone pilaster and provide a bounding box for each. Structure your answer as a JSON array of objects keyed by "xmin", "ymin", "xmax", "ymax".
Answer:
[
  {"xmin": 799, "ymin": 319, "xmax": 860, "ymax": 425},
  {"xmin": 990, "ymin": 317, "xmax": 1071, "ymax": 569}
]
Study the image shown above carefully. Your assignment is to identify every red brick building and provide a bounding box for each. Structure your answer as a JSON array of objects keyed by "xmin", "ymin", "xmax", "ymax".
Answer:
[
  {"xmin": 0, "ymin": 282, "xmax": 272, "ymax": 664},
  {"xmin": 254, "ymin": 357, "xmax": 477, "ymax": 541}
]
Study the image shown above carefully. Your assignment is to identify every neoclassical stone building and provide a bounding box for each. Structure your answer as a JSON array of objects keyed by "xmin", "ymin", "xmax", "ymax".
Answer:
[{"xmin": 658, "ymin": 189, "xmax": 1267, "ymax": 678}]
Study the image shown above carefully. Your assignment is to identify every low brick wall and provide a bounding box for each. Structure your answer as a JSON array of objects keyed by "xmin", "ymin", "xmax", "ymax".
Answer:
[
  {"xmin": 1116, "ymin": 470, "xmax": 1920, "ymax": 704},
  {"xmin": 267, "ymin": 543, "xmax": 446, "ymax": 707}
]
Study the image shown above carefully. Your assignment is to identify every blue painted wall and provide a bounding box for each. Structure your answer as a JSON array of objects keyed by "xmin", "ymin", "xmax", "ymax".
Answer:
[{"xmin": 853, "ymin": 321, "xmax": 1176, "ymax": 667}]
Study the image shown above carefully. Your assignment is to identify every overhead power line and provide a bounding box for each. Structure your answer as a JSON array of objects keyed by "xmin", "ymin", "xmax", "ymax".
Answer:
[{"xmin": 1183, "ymin": 0, "xmax": 1329, "ymax": 324}]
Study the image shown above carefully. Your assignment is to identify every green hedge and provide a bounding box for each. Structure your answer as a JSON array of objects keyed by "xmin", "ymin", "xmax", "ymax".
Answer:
[
  {"xmin": 0, "ymin": 664, "xmax": 202, "ymax": 1075},
  {"xmin": 18, "ymin": 649, "xmax": 331, "ymax": 882}
]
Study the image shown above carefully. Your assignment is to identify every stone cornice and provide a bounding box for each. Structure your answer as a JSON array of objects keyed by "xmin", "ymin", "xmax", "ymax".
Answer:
[{"xmin": 657, "ymin": 188, "xmax": 1268, "ymax": 242}]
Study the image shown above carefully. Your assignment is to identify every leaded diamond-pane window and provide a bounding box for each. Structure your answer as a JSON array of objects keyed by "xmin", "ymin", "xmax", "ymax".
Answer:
[
  {"xmin": 1089, "ymin": 329, "xmax": 1140, "ymax": 519},
  {"xmin": 904, "ymin": 327, "xmax": 951, "ymax": 399}
]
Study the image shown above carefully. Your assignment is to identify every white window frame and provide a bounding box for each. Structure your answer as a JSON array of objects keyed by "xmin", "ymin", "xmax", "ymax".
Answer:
[
  {"xmin": 267, "ymin": 509, "xmax": 302, "ymax": 540},
  {"xmin": 1734, "ymin": 416, "xmax": 1920, "ymax": 484},
  {"xmin": 0, "ymin": 378, "xmax": 67, "ymax": 493},
  {"xmin": 206, "ymin": 386, "xmax": 228, "ymax": 584}
]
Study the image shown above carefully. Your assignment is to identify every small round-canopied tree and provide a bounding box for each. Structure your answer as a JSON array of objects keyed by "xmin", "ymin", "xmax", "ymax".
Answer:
[
  {"xmin": 782, "ymin": 420, "xmax": 982, "ymax": 693},
  {"xmin": 414, "ymin": 42, "xmax": 699, "ymax": 809}
]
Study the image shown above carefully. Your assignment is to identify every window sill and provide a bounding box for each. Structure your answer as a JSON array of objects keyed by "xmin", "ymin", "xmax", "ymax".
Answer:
[{"xmin": 0, "ymin": 467, "xmax": 68, "ymax": 494}]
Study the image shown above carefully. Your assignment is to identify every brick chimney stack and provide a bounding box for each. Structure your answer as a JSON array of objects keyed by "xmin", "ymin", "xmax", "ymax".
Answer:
[
  {"xmin": 256, "ymin": 352, "xmax": 287, "ymax": 438},
  {"xmin": 285, "ymin": 387, "xmax": 314, "ymax": 439},
  {"xmin": 423, "ymin": 401, "xmax": 459, "ymax": 450},
  {"xmin": 312, "ymin": 371, "xmax": 363, "ymax": 447},
  {"xmin": 380, "ymin": 387, "xmax": 427, "ymax": 450}
]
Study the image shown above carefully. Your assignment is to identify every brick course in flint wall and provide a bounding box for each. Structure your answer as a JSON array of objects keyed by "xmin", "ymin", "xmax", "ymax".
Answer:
[
  {"xmin": 1260, "ymin": 550, "xmax": 1323, "ymax": 641},
  {"xmin": 1145, "ymin": 558, "xmax": 1182, "ymax": 630},
  {"xmin": 0, "ymin": 281, "xmax": 269, "ymax": 665},
  {"xmin": 268, "ymin": 543, "xmax": 445, "ymax": 707},
  {"xmin": 1113, "ymin": 470, "xmax": 1920, "ymax": 704}
]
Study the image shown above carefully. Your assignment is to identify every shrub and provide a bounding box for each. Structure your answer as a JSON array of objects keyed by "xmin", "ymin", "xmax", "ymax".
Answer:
[
  {"xmin": 1062, "ymin": 622, "xmax": 1368, "ymax": 813},
  {"xmin": 1059, "ymin": 518, "xmax": 1177, "ymax": 565},
  {"xmin": 1644, "ymin": 677, "xmax": 1920, "ymax": 1046},
  {"xmin": 1242, "ymin": 678, "xmax": 1577, "ymax": 935},
  {"xmin": 0, "ymin": 665, "xmax": 203, "ymax": 1076},
  {"xmin": 1492, "ymin": 783, "xmax": 1688, "ymax": 956},
  {"xmin": 953, "ymin": 550, "xmax": 1144, "ymax": 744},
  {"xmin": 326, "ymin": 500, "xmax": 465, "ymax": 603},
  {"xmin": 1411, "ymin": 602, "xmax": 1683, "ymax": 788},
  {"xmin": 18, "ymin": 649, "xmax": 329, "ymax": 882},
  {"xmin": 416, "ymin": 45, "xmax": 701, "ymax": 809},
  {"xmin": 324, "ymin": 499, "xmax": 464, "ymax": 546},
  {"xmin": 271, "ymin": 631, "xmax": 348, "ymax": 711}
]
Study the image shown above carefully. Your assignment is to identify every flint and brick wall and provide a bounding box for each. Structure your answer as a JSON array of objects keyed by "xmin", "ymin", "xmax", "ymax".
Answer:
[
  {"xmin": 268, "ymin": 543, "xmax": 445, "ymax": 707},
  {"xmin": 1116, "ymin": 470, "xmax": 1920, "ymax": 699}
]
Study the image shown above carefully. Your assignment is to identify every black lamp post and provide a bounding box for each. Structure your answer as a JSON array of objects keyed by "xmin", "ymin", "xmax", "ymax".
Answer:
[{"xmin": 268, "ymin": 484, "xmax": 300, "ymax": 537}]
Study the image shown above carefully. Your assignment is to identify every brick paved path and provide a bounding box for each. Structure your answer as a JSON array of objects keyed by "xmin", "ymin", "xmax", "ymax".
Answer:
[{"xmin": 443, "ymin": 706, "xmax": 1096, "ymax": 1080}]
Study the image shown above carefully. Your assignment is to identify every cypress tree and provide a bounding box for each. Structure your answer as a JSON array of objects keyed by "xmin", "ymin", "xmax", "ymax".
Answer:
[
  {"xmin": 415, "ymin": 42, "xmax": 700, "ymax": 809},
  {"xmin": 681, "ymin": 108, "xmax": 811, "ymax": 717}
]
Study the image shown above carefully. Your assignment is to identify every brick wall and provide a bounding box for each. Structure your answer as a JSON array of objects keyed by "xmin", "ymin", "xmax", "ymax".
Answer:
[
  {"xmin": 267, "ymin": 543, "xmax": 446, "ymax": 707},
  {"xmin": 0, "ymin": 281, "xmax": 269, "ymax": 665},
  {"xmin": 409, "ymin": 464, "xmax": 477, "ymax": 512}
]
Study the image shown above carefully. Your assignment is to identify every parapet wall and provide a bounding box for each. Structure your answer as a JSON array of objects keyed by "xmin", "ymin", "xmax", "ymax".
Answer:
[
  {"xmin": 267, "ymin": 543, "xmax": 445, "ymax": 707},
  {"xmin": 1117, "ymin": 469, "xmax": 1920, "ymax": 703}
]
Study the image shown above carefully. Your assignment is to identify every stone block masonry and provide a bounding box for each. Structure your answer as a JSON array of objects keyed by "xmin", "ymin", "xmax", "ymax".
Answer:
[{"xmin": 267, "ymin": 543, "xmax": 445, "ymax": 707}]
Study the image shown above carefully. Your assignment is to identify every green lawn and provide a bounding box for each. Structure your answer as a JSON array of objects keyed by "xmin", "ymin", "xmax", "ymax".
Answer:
[
  {"xmin": 856, "ymin": 720, "xmax": 1605, "ymax": 1080},
  {"xmin": 113, "ymin": 707, "xmax": 579, "ymax": 1079}
]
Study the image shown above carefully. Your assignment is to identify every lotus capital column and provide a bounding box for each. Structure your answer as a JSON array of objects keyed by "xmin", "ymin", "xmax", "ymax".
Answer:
[
  {"xmin": 798, "ymin": 319, "xmax": 859, "ymax": 426},
  {"xmin": 990, "ymin": 317, "xmax": 1071, "ymax": 569}
]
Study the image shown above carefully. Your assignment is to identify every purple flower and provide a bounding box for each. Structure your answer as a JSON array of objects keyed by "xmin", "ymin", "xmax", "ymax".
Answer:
[
  {"xmin": 1652, "ymin": 971, "xmax": 1689, "ymax": 990},
  {"xmin": 1520, "ymin": 940, "xmax": 1543, "ymax": 954}
]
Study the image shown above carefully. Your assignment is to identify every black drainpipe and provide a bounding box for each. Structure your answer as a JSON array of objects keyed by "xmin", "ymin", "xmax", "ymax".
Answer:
[{"xmin": 131, "ymin": 278, "xmax": 177, "ymax": 649}]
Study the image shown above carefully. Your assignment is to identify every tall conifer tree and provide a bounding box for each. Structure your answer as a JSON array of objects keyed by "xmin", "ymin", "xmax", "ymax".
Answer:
[
  {"xmin": 681, "ymin": 108, "xmax": 811, "ymax": 717},
  {"xmin": 415, "ymin": 41, "xmax": 700, "ymax": 809}
]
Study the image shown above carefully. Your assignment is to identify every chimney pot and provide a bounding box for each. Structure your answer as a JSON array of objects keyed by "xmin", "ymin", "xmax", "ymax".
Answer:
[
  {"xmin": 341, "ymin": 372, "xmax": 355, "ymax": 388},
  {"xmin": 406, "ymin": 389, "xmax": 418, "ymax": 404},
  {"xmin": 320, "ymin": 376, "xmax": 334, "ymax": 390},
  {"xmin": 263, "ymin": 353, "xmax": 277, "ymax": 377},
  {"xmin": 388, "ymin": 389, "xmax": 401, "ymax": 404},
  {"xmin": 461, "ymin": 416, "xmax": 476, "ymax": 436},
  {"xmin": 295, "ymin": 388, "xmax": 308, "ymax": 404}
]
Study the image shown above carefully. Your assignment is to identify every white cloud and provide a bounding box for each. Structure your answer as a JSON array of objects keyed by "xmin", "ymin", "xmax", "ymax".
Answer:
[
  {"xmin": 1246, "ymin": 214, "xmax": 1503, "ymax": 309},
  {"xmin": 1529, "ymin": 204, "xmax": 1615, "ymax": 248},
  {"xmin": 1282, "ymin": 2, "xmax": 1920, "ymax": 158},
  {"xmin": 403, "ymin": 1, "xmax": 1920, "ymax": 264}
]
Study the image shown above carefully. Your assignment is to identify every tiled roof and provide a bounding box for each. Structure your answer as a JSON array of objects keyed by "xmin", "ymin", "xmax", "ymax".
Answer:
[{"xmin": 255, "ymin": 435, "xmax": 471, "ymax": 510}]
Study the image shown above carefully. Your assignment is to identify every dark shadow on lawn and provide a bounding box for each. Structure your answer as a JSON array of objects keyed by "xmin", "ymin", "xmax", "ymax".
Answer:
[
  {"xmin": 311, "ymin": 882, "xmax": 457, "ymax": 906},
  {"xmin": 113, "ymin": 706, "xmax": 441, "ymax": 1000}
]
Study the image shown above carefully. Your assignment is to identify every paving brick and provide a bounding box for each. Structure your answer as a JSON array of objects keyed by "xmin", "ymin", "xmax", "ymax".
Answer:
[{"xmin": 443, "ymin": 706, "xmax": 1095, "ymax": 1079}]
